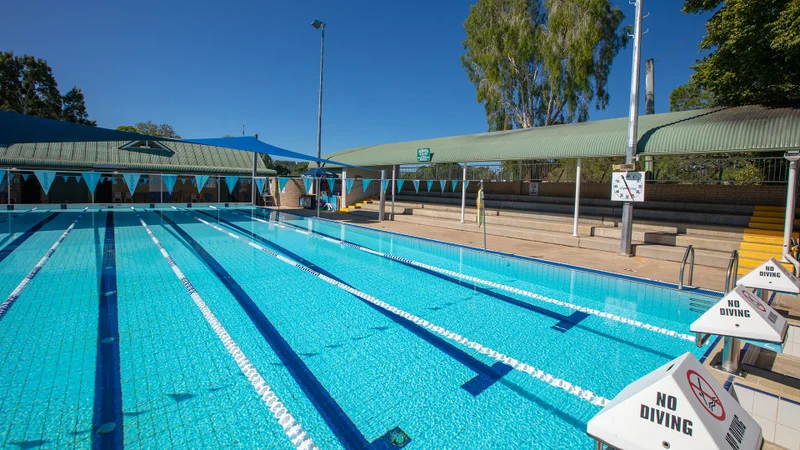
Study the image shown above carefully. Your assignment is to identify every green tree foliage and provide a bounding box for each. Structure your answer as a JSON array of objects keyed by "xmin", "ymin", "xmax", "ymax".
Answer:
[
  {"xmin": 461, "ymin": 0, "xmax": 628, "ymax": 131},
  {"xmin": 61, "ymin": 87, "xmax": 96, "ymax": 126},
  {"xmin": 0, "ymin": 51, "xmax": 63, "ymax": 119},
  {"xmin": 116, "ymin": 121, "xmax": 181, "ymax": 138},
  {"xmin": 669, "ymin": 82, "xmax": 716, "ymax": 111},
  {"xmin": 684, "ymin": 0, "xmax": 800, "ymax": 105}
]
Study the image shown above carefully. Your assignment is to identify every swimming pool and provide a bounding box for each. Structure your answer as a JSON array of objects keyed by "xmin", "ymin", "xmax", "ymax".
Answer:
[{"xmin": 0, "ymin": 205, "xmax": 719, "ymax": 449}]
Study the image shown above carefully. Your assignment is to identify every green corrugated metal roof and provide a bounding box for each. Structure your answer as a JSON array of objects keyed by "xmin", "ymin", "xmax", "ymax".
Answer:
[
  {"xmin": 321, "ymin": 106, "xmax": 800, "ymax": 167},
  {"xmin": 0, "ymin": 140, "xmax": 275, "ymax": 175}
]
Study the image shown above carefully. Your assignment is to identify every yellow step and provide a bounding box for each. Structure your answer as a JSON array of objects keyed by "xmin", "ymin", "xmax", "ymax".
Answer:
[
  {"xmin": 754, "ymin": 205, "xmax": 786, "ymax": 212},
  {"xmin": 743, "ymin": 234, "xmax": 784, "ymax": 245},
  {"xmin": 739, "ymin": 248, "xmax": 782, "ymax": 261},
  {"xmin": 749, "ymin": 216, "xmax": 786, "ymax": 224},
  {"xmin": 339, "ymin": 208, "xmax": 350, "ymax": 213},
  {"xmin": 738, "ymin": 262, "xmax": 794, "ymax": 276},
  {"xmin": 753, "ymin": 211, "xmax": 788, "ymax": 218},
  {"xmin": 740, "ymin": 241, "xmax": 783, "ymax": 253},
  {"xmin": 744, "ymin": 227, "xmax": 797, "ymax": 237},
  {"xmin": 748, "ymin": 222, "xmax": 786, "ymax": 231},
  {"xmin": 738, "ymin": 257, "xmax": 766, "ymax": 270}
]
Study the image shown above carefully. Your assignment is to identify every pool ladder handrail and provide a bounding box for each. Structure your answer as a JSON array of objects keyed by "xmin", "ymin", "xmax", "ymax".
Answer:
[
  {"xmin": 678, "ymin": 245, "xmax": 695, "ymax": 290},
  {"xmin": 724, "ymin": 250, "xmax": 739, "ymax": 293}
]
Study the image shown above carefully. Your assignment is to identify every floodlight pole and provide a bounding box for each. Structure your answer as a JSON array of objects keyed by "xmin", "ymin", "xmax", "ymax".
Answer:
[
  {"xmin": 313, "ymin": 20, "xmax": 326, "ymax": 219},
  {"xmin": 573, "ymin": 158, "xmax": 581, "ymax": 237},
  {"xmin": 461, "ymin": 163, "xmax": 467, "ymax": 223},
  {"xmin": 379, "ymin": 169, "xmax": 386, "ymax": 222},
  {"xmin": 391, "ymin": 165, "xmax": 396, "ymax": 220},
  {"xmin": 620, "ymin": 0, "xmax": 644, "ymax": 256},
  {"xmin": 251, "ymin": 152, "xmax": 257, "ymax": 206}
]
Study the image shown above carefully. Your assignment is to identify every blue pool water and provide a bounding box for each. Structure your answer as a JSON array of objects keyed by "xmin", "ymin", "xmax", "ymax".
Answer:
[{"xmin": 0, "ymin": 206, "xmax": 719, "ymax": 449}]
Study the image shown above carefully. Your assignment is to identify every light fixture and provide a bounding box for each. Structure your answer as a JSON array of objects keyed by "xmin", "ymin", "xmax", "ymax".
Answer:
[{"xmin": 311, "ymin": 19, "xmax": 325, "ymax": 29}]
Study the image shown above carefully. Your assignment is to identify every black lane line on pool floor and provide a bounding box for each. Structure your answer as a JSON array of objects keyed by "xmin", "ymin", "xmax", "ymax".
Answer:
[
  {"xmin": 240, "ymin": 209, "xmax": 680, "ymax": 360},
  {"xmin": 0, "ymin": 212, "xmax": 59, "ymax": 263},
  {"xmin": 198, "ymin": 209, "xmax": 514, "ymax": 397},
  {"xmin": 155, "ymin": 211, "xmax": 406, "ymax": 450},
  {"xmin": 93, "ymin": 211, "xmax": 123, "ymax": 449},
  {"xmin": 243, "ymin": 210, "xmax": 587, "ymax": 329}
]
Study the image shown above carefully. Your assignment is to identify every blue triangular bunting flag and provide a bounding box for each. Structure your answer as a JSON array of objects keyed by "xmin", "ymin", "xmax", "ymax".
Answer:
[
  {"xmin": 278, "ymin": 177, "xmax": 290, "ymax": 193},
  {"xmin": 451, "ymin": 180, "xmax": 458, "ymax": 191},
  {"xmin": 362, "ymin": 179, "xmax": 372, "ymax": 192},
  {"xmin": 412, "ymin": 180, "xmax": 420, "ymax": 193},
  {"xmin": 326, "ymin": 178, "xmax": 335, "ymax": 193},
  {"xmin": 439, "ymin": 180, "xmax": 446, "ymax": 192},
  {"xmin": 254, "ymin": 177, "xmax": 266, "ymax": 194},
  {"xmin": 225, "ymin": 176, "xmax": 238, "ymax": 195},
  {"xmin": 74, "ymin": 175, "xmax": 81, "ymax": 182},
  {"xmin": 152, "ymin": 176, "xmax": 158, "ymax": 183},
  {"xmin": 22, "ymin": 174, "xmax": 29, "ymax": 182},
  {"xmin": 181, "ymin": 178, "xmax": 186, "ymax": 184},
  {"xmin": 303, "ymin": 178, "xmax": 314, "ymax": 194},
  {"xmin": 426, "ymin": 180, "xmax": 433, "ymax": 192},
  {"xmin": 195, "ymin": 175, "xmax": 209, "ymax": 191},
  {"xmin": 345, "ymin": 179, "xmax": 354, "ymax": 194},
  {"xmin": 396, "ymin": 179, "xmax": 405, "ymax": 193},
  {"xmin": 33, "ymin": 170, "xmax": 57, "ymax": 195},
  {"xmin": 62, "ymin": 175, "xmax": 69, "ymax": 182},
  {"xmin": 162, "ymin": 175, "xmax": 177, "ymax": 195},
  {"xmin": 464, "ymin": 180, "xmax": 470, "ymax": 190},
  {"xmin": 81, "ymin": 172, "xmax": 101, "ymax": 195},
  {"xmin": 381, "ymin": 179, "xmax": 390, "ymax": 193},
  {"xmin": 122, "ymin": 173, "xmax": 141, "ymax": 196}
]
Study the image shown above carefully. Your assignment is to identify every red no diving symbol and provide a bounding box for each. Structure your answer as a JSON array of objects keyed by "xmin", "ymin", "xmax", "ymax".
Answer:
[
  {"xmin": 687, "ymin": 370, "xmax": 726, "ymax": 421},
  {"xmin": 741, "ymin": 290, "xmax": 767, "ymax": 313}
]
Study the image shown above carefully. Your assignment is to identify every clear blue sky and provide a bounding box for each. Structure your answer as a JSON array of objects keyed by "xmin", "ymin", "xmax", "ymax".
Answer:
[{"xmin": 2, "ymin": 0, "xmax": 710, "ymax": 158}]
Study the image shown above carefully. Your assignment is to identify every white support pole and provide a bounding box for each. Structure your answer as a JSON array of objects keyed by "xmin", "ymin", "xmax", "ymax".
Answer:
[
  {"xmin": 316, "ymin": 177, "xmax": 321, "ymax": 217},
  {"xmin": 391, "ymin": 165, "xmax": 396, "ymax": 220},
  {"xmin": 782, "ymin": 156, "xmax": 799, "ymax": 261},
  {"xmin": 460, "ymin": 163, "xmax": 467, "ymax": 223},
  {"xmin": 341, "ymin": 168, "xmax": 347, "ymax": 209},
  {"xmin": 251, "ymin": 152, "xmax": 257, "ymax": 206},
  {"xmin": 217, "ymin": 175, "xmax": 220, "ymax": 204},
  {"xmin": 573, "ymin": 158, "xmax": 582, "ymax": 237},
  {"xmin": 6, "ymin": 169, "xmax": 10, "ymax": 207},
  {"xmin": 160, "ymin": 173, "xmax": 163, "ymax": 204},
  {"xmin": 379, "ymin": 169, "xmax": 386, "ymax": 222}
]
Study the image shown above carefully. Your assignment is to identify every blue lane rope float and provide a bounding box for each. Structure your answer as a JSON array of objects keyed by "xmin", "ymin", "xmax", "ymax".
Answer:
[
  {"xmin": 0, "ymin": 207, "xmax": 88, "ymax": 321},
  {"xmin": 186, "ymin": 208, "xmax": 611, "ymax": 407},
  {"xmin": 133, "ymin": 208, "xmax": 318, "ymax": 450},
  {"xmin": 238, "ymin": 210, "xmax": 697, "ymax": 343}
]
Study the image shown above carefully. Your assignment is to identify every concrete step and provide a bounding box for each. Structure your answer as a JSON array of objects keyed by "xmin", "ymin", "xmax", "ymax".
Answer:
[
  {"xmin": 576, "ymin": 236, "xmax": 631, "ymax": 253},
  {"xmin": 591, "ymin": 228, "xmax": 740, "ymax": 252},
  {"xmin": 389, "ymin": 213, "xmax": 582, "ymax": 247},
  {"xmin": 633, "ymin": 244, "xmax": 731, "ymax": 268},
  {"xmin": 402, "ymin": 207, "xmax": 595, "ymax": 235}
]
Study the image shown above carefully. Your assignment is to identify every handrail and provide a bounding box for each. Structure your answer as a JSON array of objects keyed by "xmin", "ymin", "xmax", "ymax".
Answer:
[
  {"xmin": 725, "ymin": 250, "xmax": 739, "ymax": 293},
  {"xmin": 678, "ymin": 245, "xmax": 695, "ymax": 290},
  {"xmin": 784, "ymin": 253, "xmax": 800, "ymax": 277}
]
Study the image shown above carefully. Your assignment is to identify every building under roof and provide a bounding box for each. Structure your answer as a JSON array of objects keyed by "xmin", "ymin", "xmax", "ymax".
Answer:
[
  {"xmin": 0, "ymin": 140, "xmax": 274, "ymax": 176},
  {"xmin": 320, "ymin": 105, "xmax": 800, "ymax": 167}
]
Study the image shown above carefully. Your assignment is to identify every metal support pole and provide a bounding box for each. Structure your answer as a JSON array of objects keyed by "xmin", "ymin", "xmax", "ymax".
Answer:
[
  {"xmin": 782, "ymin": 157, "xmax": 798, "ymax": 261},
  {"xmin": 620, "ymin": 0, "xmax": 644, "ymax": 256},
  {"xmin": 316, "ymin": 177, "xmax": 321, "ymax": 217},
  {"xmin": 391, "ymin": 165, "xmax": 396, "ymax": 220},
  {"xmin": 315, "ymin": 24, "xmax": 325, "ymax": 164},
  {"xmin": 379, "ymin": 169, "xmax": 386, "ymax": 222},
  {"xmin": 341, "ymin": 168, "xmax": 347, "ymax": 209},
  {"xmin": 461, "ymin": 163, "xmax": 467, "ymax": 223},
  {"xmin": 160, "ymin": 173, "xmax": 163, "ymax": 204},
  {"xmin": 721, "ymin": 336, "xmax": 741, "ymax": 374},
  {"xmin": 481, "ymin": 180, "xmax": 486, "ymax": 250},
  {"xmin": 5, "ymin": 169, "xmax": 9, "ymax": 206},
  {"xmin": 573, "ymin": 158, "xmax": 582, "ymax": 237},
  {"xmin": 251, "ymin": 152, "xmax": 257, "ymax": 205}
]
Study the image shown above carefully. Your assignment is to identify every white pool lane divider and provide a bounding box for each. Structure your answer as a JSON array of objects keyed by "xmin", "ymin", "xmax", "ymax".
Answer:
[
  {"xmin": 0, "ymin": 207, "xmax": 87, "ymax": 321},
  {"xmin": 186, "ymin": 209, "xmax": 611, "ymax": 407},
  {"xmin": 235, "ymin": 209, "xmax": 696, "ymax": 343},
  {"xmin": 133, "ymin": 208, "xmax": 318, "ymax": 450}
]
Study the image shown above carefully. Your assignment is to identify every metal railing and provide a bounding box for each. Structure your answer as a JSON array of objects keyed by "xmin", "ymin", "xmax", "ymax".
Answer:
[
  {"xmin": 678, "ymin": 245, "xmax": 695, "ymax": 290},
  {"xmin": 397, "ymin": 155, "xmax": 788, "ymax": 185},
  {"xmin": 725, "ymin": 250, "xmax": 740, "ymax": 293}
]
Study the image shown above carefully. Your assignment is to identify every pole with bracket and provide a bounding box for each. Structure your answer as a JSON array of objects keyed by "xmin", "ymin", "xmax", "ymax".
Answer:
[
  {"xmin": 461, "ymin": 163, "xmax": 467, "ymax": 223},
  {"xmin": 391, "ymin": 165, "xmax": 396, "ymax": 220},
  {"xmin": 573, "ymin": 158, "xmax": 582, "ymax": 237},
  {"xmin": 379, "ymin": 169, "xmax": 386, "ymax": 222},
  {"xmin": 619, "ymin": 0, "xmax": 644, "ymax": 256},
  {"xmin": 782, "ymin": 151, "xmax": 799, "ymax": 261}
]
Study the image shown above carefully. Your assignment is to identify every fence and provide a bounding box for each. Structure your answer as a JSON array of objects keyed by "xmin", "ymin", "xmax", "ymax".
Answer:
[{"xmin": 397, "ymin": 155, "xmax": 789, "ymax": 185}]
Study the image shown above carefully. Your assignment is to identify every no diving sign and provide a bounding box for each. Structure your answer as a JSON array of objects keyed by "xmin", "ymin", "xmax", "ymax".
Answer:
[
  {"xmin": 687, "ymin": 370, "xmax": 725, "ymax": 421},
  {"xmin": 737, "ymin": 257, "xmax": 800, "ymax": 294}
]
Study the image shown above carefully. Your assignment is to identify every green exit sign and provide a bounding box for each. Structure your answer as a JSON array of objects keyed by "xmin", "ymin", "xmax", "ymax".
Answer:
[{"xmin": 417, "ymin": 148, "xmax": 431, "ymax": 162}]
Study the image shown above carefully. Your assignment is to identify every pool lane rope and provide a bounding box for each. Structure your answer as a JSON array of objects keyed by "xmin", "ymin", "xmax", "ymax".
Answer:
[
  {"xmin": 134, "ymin": 209, "xmax": 318, "ymax": 450},
  {"xmin": 236, "ymin": 209, "xmax": 697, "ymax": 343},
  {"xmin": 0, "ymin": 207, "xmax": 87, "ymax": 321},
  {"xmin": 186, "ymin": 209, "xmax": 611, "ymax": 407}
]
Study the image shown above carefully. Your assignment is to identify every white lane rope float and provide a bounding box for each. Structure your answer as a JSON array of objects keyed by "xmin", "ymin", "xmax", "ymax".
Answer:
[
  {"xmin": 0, "ymin": 207, "xmax": 87, "ymax": 321},
  {"xmin": 0, "ymin": 206, "xmax": 39, "ymax": 225},
  {"xmin": 134, "ymin": 208, "xmax": 318, "ymax": 450},
  {"xmin": 234, "ymin": 209, "xmax": 696, "ymax": 343},
  {"xmin": 186, "ymin": 209, "xmax": 610, "ymax": 407}
]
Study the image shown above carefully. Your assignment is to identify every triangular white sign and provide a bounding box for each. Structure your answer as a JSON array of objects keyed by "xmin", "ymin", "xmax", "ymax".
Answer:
[
  {"xmin": 690, "ymin": 285, "xmax": 788, "ymax": 343},
  {"xmin": 587, "ymin": 353, "xmax": 762, "ymax": 450},
  {"xmin": 737, "ymin": 257, "xmax": 800, "ymax": 294}
]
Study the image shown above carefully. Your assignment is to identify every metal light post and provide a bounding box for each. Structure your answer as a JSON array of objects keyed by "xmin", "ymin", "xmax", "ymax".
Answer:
[
  {"xmin": 620, "ymin": 0, "xmax": 644, "ymax": 256},
  {"xmin": 312, "ymin": 19, "xmax": 326, "ymax": 218}
]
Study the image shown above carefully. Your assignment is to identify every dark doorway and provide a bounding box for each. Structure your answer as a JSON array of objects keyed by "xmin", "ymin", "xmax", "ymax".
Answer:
[
  {"xmin": 95, "ymin": 178, "xmax": 112, "ymax": 203},
  {"xmin": 21, "ymin": 177, "xmax": 42, "ymax": 203}
]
